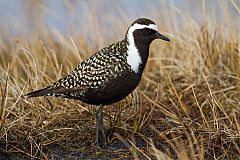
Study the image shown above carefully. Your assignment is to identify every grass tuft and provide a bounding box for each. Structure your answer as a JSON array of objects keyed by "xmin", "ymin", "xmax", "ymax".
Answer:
[{"xmin": 0, "ymin": 1, "xmax": 240, "ymax": 159}]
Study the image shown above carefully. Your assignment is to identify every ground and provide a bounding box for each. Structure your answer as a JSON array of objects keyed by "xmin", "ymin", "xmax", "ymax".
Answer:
[{"xmin": 0, "ymin": 4, "xmax": 240, "ymax": 159}]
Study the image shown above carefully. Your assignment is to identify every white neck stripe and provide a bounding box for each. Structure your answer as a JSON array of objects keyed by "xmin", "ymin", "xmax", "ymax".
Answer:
[
  {"xmin": 127, "ymin": 23, "xmax": 157, "ymax": 45},
  {"xmin": 126, "ymin": 23, "xmax": 157, "ymax": 73}
]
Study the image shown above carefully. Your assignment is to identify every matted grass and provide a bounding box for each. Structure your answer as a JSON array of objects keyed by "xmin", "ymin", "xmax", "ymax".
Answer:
[{"xmin": 0, "ymin": 1, "xmax": 240, "ymax": 159}]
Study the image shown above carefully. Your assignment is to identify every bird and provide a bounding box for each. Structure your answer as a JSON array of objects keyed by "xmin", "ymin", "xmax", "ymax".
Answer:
[{"xmin": 26, "ymin": 18, "xmax": 170, "ymax": 147}]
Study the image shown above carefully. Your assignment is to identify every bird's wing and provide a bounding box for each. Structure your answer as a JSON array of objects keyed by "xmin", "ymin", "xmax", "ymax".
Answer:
[
  {"xmin": 26, "ymin": 41, "xmax": 129, "ymax": 98},
  {"xmin": 44, "ymin": 45, "xmax": 129, "ymax": 96}
]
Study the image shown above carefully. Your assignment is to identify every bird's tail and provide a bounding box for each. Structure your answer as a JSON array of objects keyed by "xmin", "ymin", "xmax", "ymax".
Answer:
[{"xmin": 25, "ymin": 86, "xmax": 51, "ymax": 98}]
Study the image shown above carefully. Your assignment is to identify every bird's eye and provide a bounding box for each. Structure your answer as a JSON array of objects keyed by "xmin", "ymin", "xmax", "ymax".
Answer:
[
  {"xmin": 143, "ymin": 28, "xmax": 149, "ymax": 32},
  {"xmin": 143, "ymin": 28, "xmax": 155, "ymax": 34}
]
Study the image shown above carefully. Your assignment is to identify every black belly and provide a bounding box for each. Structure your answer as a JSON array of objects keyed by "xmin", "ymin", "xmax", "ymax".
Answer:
[{"xmin": 80, "ymin": 72, "xmax": 141, "ymax": 106}]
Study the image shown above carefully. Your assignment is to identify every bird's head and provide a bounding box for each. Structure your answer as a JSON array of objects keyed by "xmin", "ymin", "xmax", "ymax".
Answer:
[
  {"xmin": 126, "ymin": 18, "xmax": 170, "ymax": 46},
  {"xmin": 125, "ymin": 18, "xmax": 170, "ymax": 73}
]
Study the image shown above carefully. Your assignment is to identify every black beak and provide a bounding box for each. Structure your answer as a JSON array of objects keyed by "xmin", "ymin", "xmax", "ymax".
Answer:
[{"xmin": 155, "ymin": 32, "xmax": 170, "ymax": 42}]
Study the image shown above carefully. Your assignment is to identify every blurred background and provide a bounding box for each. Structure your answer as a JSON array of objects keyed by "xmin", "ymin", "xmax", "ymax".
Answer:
[
  {"xmin": 0, "ymin": 1, "xmax": 240, "ymax": 159},
  {"xmin": 0, "ymin": 0, "xmax": 239, "ymax": 43}
]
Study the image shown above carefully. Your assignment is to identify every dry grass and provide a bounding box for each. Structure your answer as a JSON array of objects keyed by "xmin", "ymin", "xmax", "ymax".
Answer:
[{"xmin": 0, "ymin": 1, "xmax": 240, "ymax": 159}]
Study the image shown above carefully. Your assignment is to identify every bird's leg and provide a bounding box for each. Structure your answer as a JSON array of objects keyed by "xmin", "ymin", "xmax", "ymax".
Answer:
[{"xmin": 95, "ymin": 105, "xmax": 106, "ymax": 147}]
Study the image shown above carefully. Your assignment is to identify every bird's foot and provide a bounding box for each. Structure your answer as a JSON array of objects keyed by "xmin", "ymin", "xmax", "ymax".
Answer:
[
  {"xmin": 94, "ymin": 128, "xmax": 107, "ymax": 148},
  {"xmin": 94, "ymin": 105, "xmax": 107, "ymax": 148}
]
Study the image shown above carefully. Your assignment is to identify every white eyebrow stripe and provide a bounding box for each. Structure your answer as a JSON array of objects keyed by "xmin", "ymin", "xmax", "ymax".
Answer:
[
  {"xmin": 129, "ymin": 23, "xmax": 158, "ymax": 32},
  {"xmin": 126, "ymin": 23, "xmax": 158, "ymax": 49},
  {"xmin": 126, "ymin": 23, "xmax": 158, "ymax": 73}
]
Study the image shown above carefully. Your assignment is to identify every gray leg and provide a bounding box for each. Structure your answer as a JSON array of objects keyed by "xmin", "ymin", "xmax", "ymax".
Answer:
[{"xmin": 95, "ymin": 105, "xmax": 106, "ymax": 147}]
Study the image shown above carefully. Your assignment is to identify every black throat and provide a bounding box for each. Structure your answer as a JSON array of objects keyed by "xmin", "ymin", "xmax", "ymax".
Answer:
[{"xmin": 131, "ymin": 31, "xmax": 152, "ymax": 73}]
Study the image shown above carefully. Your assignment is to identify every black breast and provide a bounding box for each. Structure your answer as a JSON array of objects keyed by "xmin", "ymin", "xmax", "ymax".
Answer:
[{"xmin": 80, "ymin": 70, "xmax": 141, "ymax": 106}]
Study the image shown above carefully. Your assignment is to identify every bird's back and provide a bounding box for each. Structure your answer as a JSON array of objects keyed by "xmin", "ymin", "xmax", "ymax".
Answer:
[
  {"xmin": 26, "ymin": 40, "xmax": 141, "ymax": 105},
  {"xmin": 26, "ymin": 18, "xmax": 170, "ymax": 106}
]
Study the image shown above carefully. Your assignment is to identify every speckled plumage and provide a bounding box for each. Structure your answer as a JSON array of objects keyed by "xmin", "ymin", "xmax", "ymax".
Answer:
[
  {"xmin": 53, "ymin": 40, "xmax": 131, "ymax": 101},
  {"xmin": 26, "ymin": 18, "xmax": 170, "ymax": 147},
  {"xmin": 54, "ymin": 41, "xmax": 128, "ymax": 88},
  {"xmin": 26, "ymin": 40, "xmax": 139, "ymax": 105},
  {"xmin": 26, "ymin": 18, "xmax": 170, "ymax": 106}
]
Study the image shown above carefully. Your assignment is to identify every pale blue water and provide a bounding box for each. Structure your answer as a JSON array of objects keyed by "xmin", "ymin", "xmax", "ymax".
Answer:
[{"xmin": 0, "ymin": 0, "xmax": 239, "ymax": 39}]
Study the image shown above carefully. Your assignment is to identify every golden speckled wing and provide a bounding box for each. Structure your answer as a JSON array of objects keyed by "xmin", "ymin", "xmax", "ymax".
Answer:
[{"xmin": 47, "ymin": 40, "xmax": 130, "ymax": 97}]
